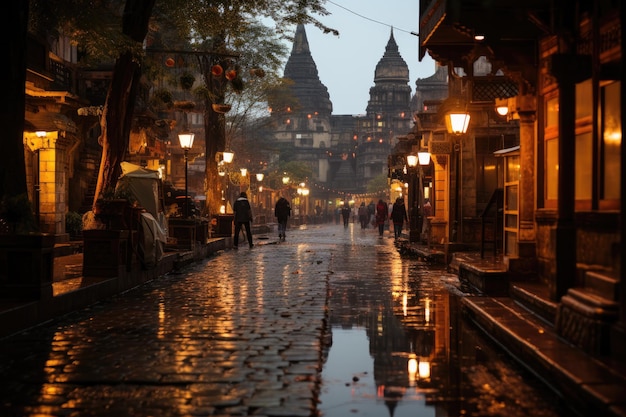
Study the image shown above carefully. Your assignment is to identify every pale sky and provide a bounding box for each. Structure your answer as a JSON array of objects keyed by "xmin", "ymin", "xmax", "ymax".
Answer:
[{"xmin": 299, "ymin": 0, "xmax": 437, "ymax": 115}]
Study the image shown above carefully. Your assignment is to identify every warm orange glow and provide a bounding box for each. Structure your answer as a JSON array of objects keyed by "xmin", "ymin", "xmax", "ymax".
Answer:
[
  {"xmin": 178, "ymin": 132, "xmax": 195, "ymax": 149},
  {"xmin": 445, "ymin": 112, "xmax": 471, "ymax": 135},
  {"xmin": 418, "ymin": 151, "xmax": 431, "ymax": 165},
  {"xmin": 222, "ymin": 151, "xmax": 234, "ymax": 163}
]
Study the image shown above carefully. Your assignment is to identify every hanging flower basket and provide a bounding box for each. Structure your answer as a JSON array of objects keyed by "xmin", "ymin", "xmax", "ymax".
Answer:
[
  {"xmin": 179, "ymin": 72, "xmax": 195, "ymax": 90},
  {"xmin": 173, "ymin": 100, "xmax": 196, "ymax": 111},
  {"xmin": 212, "ymin": 103, "xmax": 232, "ymax": 114}
]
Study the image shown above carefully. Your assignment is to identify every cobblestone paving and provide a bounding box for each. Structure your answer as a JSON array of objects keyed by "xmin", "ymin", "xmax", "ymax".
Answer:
[{"xmin": 0, "ymin": 225, "xmax": 336, "ymax": 417}]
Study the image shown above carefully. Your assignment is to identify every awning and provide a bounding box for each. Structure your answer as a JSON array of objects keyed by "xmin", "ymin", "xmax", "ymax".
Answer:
[
  {"xmin": 494, "ymin": 145, "xmax": 520, "ymax": 157},
  {"xmin": 24, "ymin": 111, "xmax": 77, "ymax": 134}
]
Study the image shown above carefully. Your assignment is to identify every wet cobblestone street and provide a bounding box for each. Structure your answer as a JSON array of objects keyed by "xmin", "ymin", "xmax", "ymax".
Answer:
[
  {"xmin": 0, "ymin": 223, "xmax": 573, "ymax": 416},
  {"xmin": 0, "ymin": 226, "xmax": 331, "ymax": 417}
]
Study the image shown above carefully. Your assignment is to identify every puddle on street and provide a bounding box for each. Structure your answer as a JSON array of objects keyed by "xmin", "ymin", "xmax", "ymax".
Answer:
[
  {"xmin": 319, "ymin": 242, "xmax": 571, "ymax": 417},
  {"xmin": 320, "ymin": 327, "xmax": 435, "ymax": 416}
]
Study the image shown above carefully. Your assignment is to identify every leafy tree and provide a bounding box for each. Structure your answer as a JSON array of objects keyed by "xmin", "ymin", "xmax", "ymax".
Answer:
[
  {"xmin": 152, "ymin": 1, "xmax": 335, "ymax": 215},
  {"xmin": 29, "ymin": 0, "xmax": 156, "ymax": 210},
  {"xmin": 263, "ymin": 160, "xmax": 312, "ymax": 191},
  {"xmin": 10, "ymin": 0, "xmax": 336, "ymax": 220},
  {"xmin": 367, "ymin": 173, "xmax": 390, "ymax": 197}
]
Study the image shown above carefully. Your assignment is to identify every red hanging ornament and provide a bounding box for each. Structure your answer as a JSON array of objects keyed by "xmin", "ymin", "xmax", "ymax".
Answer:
[
  {"xmin": 165, "ymin": 57, "xmax": 175, "ymax": 67},
  {"xmin": 225, "ymin": 69, "xmax": 237, "ymax": 81},
  {"xmin": 211, "ymin": 64, "xmax": 224, "ymax": 77}
]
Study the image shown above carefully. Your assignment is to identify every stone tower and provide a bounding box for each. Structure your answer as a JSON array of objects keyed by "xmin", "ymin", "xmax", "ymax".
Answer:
[
  {"xmin": 271, "ymin": 24, "xmax": 334, "ymax": 183},
  {"xmin": 355, "ymin": 29, "xmax": 413, "ymax": 192}
]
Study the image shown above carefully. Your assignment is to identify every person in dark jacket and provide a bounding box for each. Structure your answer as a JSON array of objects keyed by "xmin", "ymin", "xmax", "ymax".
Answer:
[
  {"xmin": 275, "ymin": 196, "xmax": 291, "ymax": 241},
  {"xmin": 358, "ymin": 202, "xmax": 369, "ymax": 229},
  {"xmin": 233, "ymin": 192, "xmax": 253, "ymax": 248},
  {"xmin": 341, "ymin": 201, "xmax": 351, "ymax": 228},
  {"xmin": 390, "ymin": 197, "xmax": 408, "ymax": 240}
]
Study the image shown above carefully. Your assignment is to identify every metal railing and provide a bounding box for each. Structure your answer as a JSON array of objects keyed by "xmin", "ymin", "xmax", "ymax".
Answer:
[{"xmin": 480, "ymin": 188, "xmax": 503, "ymax": 258}]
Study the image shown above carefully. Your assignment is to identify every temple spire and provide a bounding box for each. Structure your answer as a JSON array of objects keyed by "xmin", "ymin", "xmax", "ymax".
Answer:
[
  {"xmin": 283, "ymin": 24, "xmax": 332, "ymax": 115},
  {"xmin": 292, "ymin": 23, "xmax": 311, "ymax": 54}
]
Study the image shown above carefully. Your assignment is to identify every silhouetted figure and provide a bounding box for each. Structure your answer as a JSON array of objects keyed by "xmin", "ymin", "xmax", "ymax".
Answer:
[
  {"xmin": 233, "ymin": 192, "xmax": 253, "ymax": 248},
  {"xmin": 275, "ymin": 196, "xmax": 291, "ymax": 241},
  {"xmin": 341, "ymin": 202, "xmax": 351, "ymax": 228},
  {"xmin": 358, "ymin": 202, "xmax": 369, "ymax": 229},
  {"xmin": 390, "ymin": 197, "xmax": 408, "ymax": 240}
]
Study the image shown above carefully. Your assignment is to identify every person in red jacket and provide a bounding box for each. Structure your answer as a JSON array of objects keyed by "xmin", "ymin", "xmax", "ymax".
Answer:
[{"xmin": 375, "ymin": 199, "xmax": 388, "ymax": 238}]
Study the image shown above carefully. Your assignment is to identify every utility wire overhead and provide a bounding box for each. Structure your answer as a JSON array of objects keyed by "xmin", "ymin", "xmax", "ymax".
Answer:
[{"xmin": 326, "ymin": 0, "xmax": 418, "ymax": 35}]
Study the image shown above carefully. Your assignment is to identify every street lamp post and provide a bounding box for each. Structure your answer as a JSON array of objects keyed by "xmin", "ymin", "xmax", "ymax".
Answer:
[
  {"xmin": 255, "ymin": 173, "xmax": 264, "ymax": 215},
  {"xmin": 296, "ymin": 182, "xmax": 309, "ymax": 224},
  {"xmin": 444, "ymin": 102, "xmax": 470, "ymax": 242},
  {"xmin": 417, "ymin": 151, "xmax": 431, "ymax": 242},
  {"xmin": 240, "ymin": 168, "xmax": 248, "ymax": 194},
  {"xmin": 178, "ymin": 131, "xmax": 195, "ymax": 218},
  {"xmin": 407, "ymin": 152, "xmax": 432, "ymax": 243},
  {"xmin": 407, "ymin": 155, "xmax": 420, "ymax": 242}
]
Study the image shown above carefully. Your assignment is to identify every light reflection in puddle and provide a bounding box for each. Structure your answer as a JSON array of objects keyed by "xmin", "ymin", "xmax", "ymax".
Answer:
[
  {"xmin": 319, "ymin": 328, "xmax": 436, "ymax": 417},
  {"xmin": 320, "ymin": 235, "xmax": 570, "ymax": 417}
]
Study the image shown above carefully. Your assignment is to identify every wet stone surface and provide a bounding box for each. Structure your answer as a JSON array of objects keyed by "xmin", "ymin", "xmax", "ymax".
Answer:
[
  {"xmin": 0, "ymin": 226, "xmax": 331, "ymax": 417},
  {"xmin": 317, "ymin": 224, "xmax": 571, "ymax": 417},
  {"xmin": 0, "ymin": 223, "xmax": 573, "ymax": 417}
]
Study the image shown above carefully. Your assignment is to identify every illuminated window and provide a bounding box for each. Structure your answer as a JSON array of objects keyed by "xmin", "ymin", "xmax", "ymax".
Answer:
[
  {"xmin": 544, "ymin": 80, "xmax": 621, "ymax": 210},
  {"xmin": 602, "ymin": 81, "xmax": 621, "ymax": 204}
]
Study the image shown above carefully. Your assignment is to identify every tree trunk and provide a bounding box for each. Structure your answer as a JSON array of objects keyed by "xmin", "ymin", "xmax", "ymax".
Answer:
[
  {"xmin": 92, "ymin": 51, "xmax": 141, "ymax": 208},
  {"xmin": 0, "ymin": 1, "xmax": 29, "ymax": 200},
  {"xmin": 91, "ymin": 0, "xmax": 156, "ymax": 209},
  {"xmin": 200, "ymin": 50, "xmax": 230, "ymax": 217},
  {"xmin": 204, "ymin": 103, "xmax": 226, "ymax": 216}
]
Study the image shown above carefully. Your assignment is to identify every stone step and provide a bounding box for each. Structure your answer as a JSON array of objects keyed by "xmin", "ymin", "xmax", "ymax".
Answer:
[
  {"xmin": 584, "ymin": 269, "xmax": 619, "ymax": 301},
  {"xmin": 510, "ymin": 281, "xmax": 557, "ymax": 325}
]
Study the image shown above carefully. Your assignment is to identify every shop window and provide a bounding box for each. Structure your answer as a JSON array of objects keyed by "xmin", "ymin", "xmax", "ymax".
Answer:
[
  {"xmin": 544, "ymin": 80, "xmax": 621, "ymax": 210},
  {"xmin": 546, "ymin": 97, "xmax": 559, "ymax": 128},
  {"xmin": 575, "ymin": 132, "xmax": 592, "ymax": 201},
  {"xmin": 544, "ymin": 93, "xmax": 560, "ymax": 208},
  {"xmin": 602, "ymin": 81, "xmax": 621, "ymax": 204},
  {"xmin": 545, "ymin": 139, "xmax": 559, "ymax": 201},
  {"xmin": 575, "ymin": 80, "xmax": 592, "ymax": 119}
]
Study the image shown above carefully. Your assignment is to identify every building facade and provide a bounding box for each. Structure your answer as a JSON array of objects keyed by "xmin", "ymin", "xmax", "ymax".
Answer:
[
  {"xmin": 418, "ymin": 0, "xmax": 623, "ymax": 363},
  {"xmin": 354, "ymin": 30, "xmax": 413, "ymax": 192}
]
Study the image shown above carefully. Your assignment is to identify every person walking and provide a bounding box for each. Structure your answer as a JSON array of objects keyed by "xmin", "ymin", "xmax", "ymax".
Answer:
[
  {"xmin": 275, "ymin": 195, "xmax": 291, "ymax": 241},
  {"xmin": 390, "ymin": 197, "xmax": 408, "ymax": 240},
  {"xmin": 358, "ymin": 202, "xmax": 369, "ymax": 229},
  {"xmin": 422, "ymin": 198, "xmax": 433, "ymax": 242},
  {"xmin": 341, "ymin": 202, "xmax": 351, "ymax": 228},
  {"xmin": 375, "ymin": 199, "xmax": 388, "ymax": 237},
  {"xmin": 367, "ymin": 200, "xmax": 376, "ymax": 227},
  {"xmin": 233, "ymin": 192, "xmax": 254, "ymax": 248}
]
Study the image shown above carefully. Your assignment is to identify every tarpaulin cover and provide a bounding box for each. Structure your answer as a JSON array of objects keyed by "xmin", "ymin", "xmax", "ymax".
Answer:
[
  {"xmin": 138, "ymin": 212, "xmax": 167, "ymax": 267},
  {"xmin": 118, "ymin": 162, "xmax": 161, "ymax": 219}
]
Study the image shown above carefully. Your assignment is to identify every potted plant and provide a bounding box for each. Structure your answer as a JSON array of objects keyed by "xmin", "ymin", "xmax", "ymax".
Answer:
[
  {"xmin": 0, "ymin": 193, "xmax": 37, "ymax": 235},
  {"xmin": 93, "ymin": 186, "xmax": 136, "ymax": 230},
  {"xmin": 65, "ymin": 211, "xmax": 83, "ymax": 240}
]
